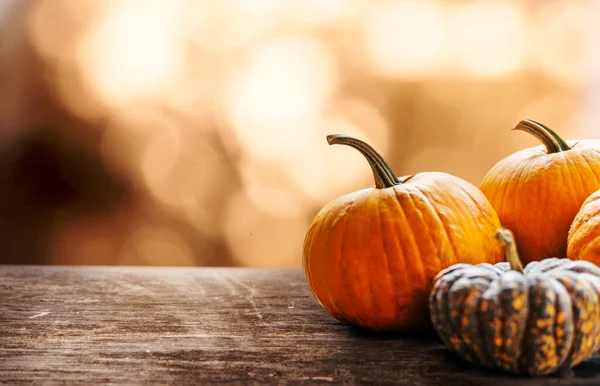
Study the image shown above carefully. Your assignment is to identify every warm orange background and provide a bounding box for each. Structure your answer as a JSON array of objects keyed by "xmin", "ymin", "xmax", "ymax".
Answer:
[{"xmin": 0, "ymin": 0, "xmax": 598, "ymax": 267}]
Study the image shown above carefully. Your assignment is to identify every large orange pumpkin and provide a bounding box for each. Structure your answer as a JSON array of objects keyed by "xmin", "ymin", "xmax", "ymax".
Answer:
[
  {"xmin": 568, "ymin": 189, "xmax": 600, "ymax": 265},
  {"xmin": 303, "ymin": 134, "xmax": 504, "ymax": 333},
  {"xmin": 480, "ymin": 119, "xmax": 600, "ymax": 264}
]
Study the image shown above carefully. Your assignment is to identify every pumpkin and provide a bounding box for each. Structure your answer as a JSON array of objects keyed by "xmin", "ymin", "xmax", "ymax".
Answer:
[
  {"xmin": 568, "ymin": 189, "xmax": 600, "ymax": 265},
  {"xmin": 480, "ymin": 119, "xmax": 600, "ymax": 264},
  {"xmin": 303, "ymin": 134, "xmax": 504, "ymax": 333},
  {"xmin": 429, "ymin": 228, "xmax": 600, "ymax": 376}
]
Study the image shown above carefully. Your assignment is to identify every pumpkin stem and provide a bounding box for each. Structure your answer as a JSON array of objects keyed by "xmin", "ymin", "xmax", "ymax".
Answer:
[
  {"xmin": 326, "ymin": 134, "xmax": 400, "ymax": 189},
  {"xmin": 495, "ymin": 228, "xmax": 524, "ymax": 273},
  {"xmin": 513, "ymin": 119, "xmax": 572, "ymax": 154}
]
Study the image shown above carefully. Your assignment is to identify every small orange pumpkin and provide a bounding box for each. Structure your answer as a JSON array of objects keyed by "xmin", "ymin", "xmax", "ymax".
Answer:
[
  {"xmin": 480, "ymin": 119, "xmax": 600, "ymax": 264},
  {"xmin": 568, "ymin": 189, "xmax": 600, "ymax": 265},
  {"xmin": 303, "ymin": 134, "xmax": 504, "ymax": 333}
]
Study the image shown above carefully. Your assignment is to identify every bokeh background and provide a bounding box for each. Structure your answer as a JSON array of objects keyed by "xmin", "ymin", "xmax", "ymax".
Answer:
[{"xmin": 0, "ymin": 0, "xmax": 599, "ymax": 267}]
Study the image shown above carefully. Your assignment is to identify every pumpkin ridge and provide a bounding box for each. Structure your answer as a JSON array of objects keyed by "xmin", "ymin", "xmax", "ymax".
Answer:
[
  {"xmin": 565, "ymin": 260, "xmax": 600, "ymax": 276},
  {"xmin": 406, "ymin": 186, "xmax": 444, "ymax": 277},
  {"xmin": 568, "ymin": 191, "xmax": 600, "ymax": 260},
  {"xmin": 498, "ymin": 272, "xmax": 528, "ymax": 373},
  {"xmin": 529, "ymin": 258, "xmax": 565, "ymax": 274},
  {"xmin": 492, "ymin": 163, "xmax": 518, "ymax": 219},
  {"xmin": 473, "ymin": 279, "xmax": 495, "ymax": 368},
  {"xmin": 566, "ymin": 153, "xmax": 587, "ymax": 206},
  {"xmin": 533, "ymin": 165, "xmax": 547, "ymax": 260},
  {"xmin": 403, "ymin": 189, "xmax": 431, "ymax": 289},
  {"xmin": 586, "ymin": 277, "xmax": 600, "ymax": 351},
  {"xmin": 506, "ymin": 156, "xmax": 534, "ymax": 237},
  {"xmin": 571, "ymin": 278, "xmax": 598, "ymax": 366},
  {"xmin": 329, "ymin": 201, "xmax": 362, "ymax": 320},
  {"xmin": 445, "ymin": 181, "xmax": 492, "ymax": 259},
  {"xmin": 429, "ymin": 276, "xmax": 444, "ymax": 340},
  {"xmin": 527, "ymin": 273, "xmax": 573, "ymax": 375},
  {"xmin": 447, "ymin": 278, "xmax": 484, "ymax": 363},
  {"xmin": 456, "ymin": 183, "xmax": 495, "ymax": 223},
  {"xmin": 374, "ymin": 194, "xmax": 398, "ymax": 326},
  {"xmin": 436, "ymin": 272, "xmax": 468, "ymax": 352},
  {"xmin": 490, "ymin": 161, "xmax": 525, "ymax": 236},
  {"xmin": 480, "ymin": 278, "xmax": 502, "ymax": 368},
  {"xmin": 389, "ymin": 188, "xmax": 412, "ymax": 313},
  {"xmin": 560, "ymin": 156, "xmax": 581, "ymax": 220},
  {"xmin": 463, "ymin": 278, "xmax": 495, "ymax": 368},
  {"xmin": 355, "ymin": 196, "xmax": 380, "ymax": 327},
  {"xmin": 548, "ymin": 277, "xmax": 573, "ymax": 372},
  {"xmin": 520, "ymin": 276, "xmax": 538, "ymax": 375},
  {"xmin": 314, "ymin": 204, "xmax": 344, "ymax": 323},
  {"xmin": 416, "ymin": 187, "xmax": 459, "ymax": 268},
  {"xmin": 523, "ymin": 275, "xmax": 561, "ymax": 375},
  {"xmin": 304, "ymin": 210, "xmax": 330, "ymax": 306},
  {"xmin": 554, "ymin": 274, "xmax": 594, "ymax": 369},
  {"xmin": 576, "ymin": 235, "xmax": 600, "ymax": 264},
  {"xmin": 580, "ymin": 152, "xmax": 600, "ymax": 187},
  {"xmin": 582, "ymin": 276, "xmax": 600, "ymax": 352},
  {"xmin": 337, "ymin": 201, "xmax": 365, "ymax": 327},
  {"xmin": 434, "ymin": 204, "xmax": 461, "ymax": 269}
]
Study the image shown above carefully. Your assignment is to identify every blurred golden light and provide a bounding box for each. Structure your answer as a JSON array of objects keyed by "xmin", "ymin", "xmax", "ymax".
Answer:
[
  {"xmin": 239, "ymin": 156, "xmax": 313, "ymax": 218},
  {"xmin": 230, "ymin": 36, "xmax": 338, "ymax": 161},
  {"xmin": 532, "ymin": 4, "xmax": 600, "ymax": 85},
  {"xmin": 52, "ymin": 56, "xmax": 116, "ymax": 120},
  {"xmin": 141, "ymin": 124, "xmax": 182, "ymax": 203},
  {"xmin": 76, "ymin": 0, "xmax": 185, "ymax": 108},
  {"xmin": 100, "ymin": 107, "xmax": 166, "ymax": 177},
  {"xmin": 104, "ymin": 105, "xmax": 230, "ymax": 238},
  {"xmin": 28, "ymin": 0, "xmax": 100, "ymax": 63},
  {"xmin": 223, "ymin": 191, "xmax": 308, "ymax": 268},
  {"xmin": 119, "ymin": 226, "xmax": 194, "ymax": 266},
  {"xmin": 282, "ymin": 100, "xmax": 390, "ymax": 203},
  {"xmin": 30, "ymin": 0, "xmax": 111, "ymax": 119},
  {"xmin": 185, "ymin": 0, "xmax": 279, "ymax": 51},
  {"xmin": 284, "ymin": 0, "xmax": 362, "ymax": 28},
  {"xmin": 573, "ymin": 95, "xmax": 600, "ymax": 138},
  {"xmin": 364, "ymin": 0, "xmax": 446, "ymax": 79},
  {"xmin": 448, "ymin": 1, "xmax": 525, "ymax": 78},
  {"xmin": 171, "ymin": 150, "xmax": 230, "ymax": 239}
]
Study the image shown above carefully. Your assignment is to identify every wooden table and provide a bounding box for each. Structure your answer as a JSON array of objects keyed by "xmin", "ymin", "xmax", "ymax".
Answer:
[{"xmin": 1, "ymin": 266, "xmax": 599, "ymax": 385}]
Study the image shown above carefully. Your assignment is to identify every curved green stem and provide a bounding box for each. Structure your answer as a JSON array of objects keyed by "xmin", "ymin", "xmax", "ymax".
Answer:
[
  {"xmin": 326, "ymin": 134, "xmax": 400, "ymax": 189},
  {"xmin": 495, "ymin": 228, "xmax": 524, "ymax": 273},
  {"xmin": 513, "ymin": 120, "xmax": 572, "ymax": 154}
]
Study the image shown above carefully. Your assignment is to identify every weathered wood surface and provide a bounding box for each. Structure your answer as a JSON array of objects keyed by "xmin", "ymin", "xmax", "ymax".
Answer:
[{"xmin": 1, "ymin": 266, "xmax": 599, "ymax": 385}]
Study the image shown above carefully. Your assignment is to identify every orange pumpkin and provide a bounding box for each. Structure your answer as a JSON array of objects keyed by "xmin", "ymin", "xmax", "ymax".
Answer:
[
  {"xmin": 480, "ymin": 119, "xmax": 600, "ymax": 265},
  {"xmin": 303, "ymin": 134, "xmax": 504, "ymax": 333},
  {"xmin": 568, "ymin": 189, "xmax": 600, "ymax": 265}
]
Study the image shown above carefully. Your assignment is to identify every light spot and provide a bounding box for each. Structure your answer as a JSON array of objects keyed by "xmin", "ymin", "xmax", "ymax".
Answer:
[
  {"xmin": 229, "ymin": 36, "xmax": 338, "ymax": 161},
  {"xmin": 447, "ymin": 1, "xmax": 526, "ymax": 78},
  {"xmin": 75, "ymin": 0, "xmax": 186, "ymax": 108},
  {"xmin": 364, "ymin": 0, "xmax": 446, "ymax": 79}
]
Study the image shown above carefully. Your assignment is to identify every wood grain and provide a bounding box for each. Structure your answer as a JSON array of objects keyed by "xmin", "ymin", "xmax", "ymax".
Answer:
[{"xmin": 1, "ymin": 266, "xmax": 599, "ymax": 385}]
